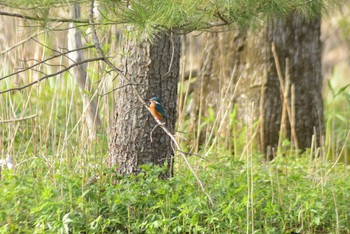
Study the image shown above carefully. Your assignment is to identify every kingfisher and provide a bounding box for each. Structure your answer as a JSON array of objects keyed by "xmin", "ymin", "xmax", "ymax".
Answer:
[{"xmin": 144, "ymin": 96, "xmax": 168, "ymax": 124}]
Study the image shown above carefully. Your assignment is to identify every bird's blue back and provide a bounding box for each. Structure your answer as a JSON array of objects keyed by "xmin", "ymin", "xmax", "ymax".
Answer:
[{"xmin": 155, "ymin": 104, "xmax": 168, "ymax": 119}]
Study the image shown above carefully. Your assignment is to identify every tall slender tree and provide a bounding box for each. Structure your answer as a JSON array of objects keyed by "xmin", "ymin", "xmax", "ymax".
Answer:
[{"xmin": 68, "ymin": 4, "xmax": 100, "ymax": 140}]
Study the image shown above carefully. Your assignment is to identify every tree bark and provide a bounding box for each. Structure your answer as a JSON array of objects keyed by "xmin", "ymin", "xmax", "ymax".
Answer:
[
  {"xmin": 236, "ymin": 14, "xmax": 324, "ymax": 159},
  {"xmin": 108, "ymin": 32, "xmax": 180, "ymax": 176},
  {"xmin": 190, "ymin": 31, "xmax": 245, "ymax": 151},
  {"xmin": 269, "ymin": 14, "xmax": 324, "ymax": 152},
  {"xmin": 194, "ymin": 14, "xmax": 324, "ymax": 159}
]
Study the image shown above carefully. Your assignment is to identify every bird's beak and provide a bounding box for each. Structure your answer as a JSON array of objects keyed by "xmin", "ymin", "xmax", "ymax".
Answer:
[{"xmin": 143, "ymin": 98, "xmax": 149, "ymax": 101}]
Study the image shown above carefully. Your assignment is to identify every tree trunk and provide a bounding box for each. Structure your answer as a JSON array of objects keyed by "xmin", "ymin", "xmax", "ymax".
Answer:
[
  {"xmin": 235, "ymin": 14, "xmax": 324, "ymax": 159},
  {"xmin": 194, "ymin": 14, "xmax": 324, "ymax": 159},
  {"xmin": 269, "ymin": 14, "xmax": 324, "ymax": 152},
  {"xmin": 108, "ymin": 32, "xmax": 180, "ymax": 176},
  {"xmin": 68, "ymin": 4, "xmax": 100, "ymax": 140},
  {"xmin": 190, "ymin": 31, "xmax": 245, "ymax": 152}
]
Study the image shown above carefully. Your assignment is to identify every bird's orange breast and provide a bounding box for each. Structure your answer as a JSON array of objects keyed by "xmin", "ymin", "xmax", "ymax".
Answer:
[{"xmin": 150, "ymin": 103, "xmax": 164, "ymax": 121}]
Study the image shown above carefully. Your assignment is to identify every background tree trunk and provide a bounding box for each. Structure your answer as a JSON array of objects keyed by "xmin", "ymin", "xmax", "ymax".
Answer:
[
  {"xmin": 190, "ymin": 31, "xmax": 245, "ymax": 152},
  {"xmin": 236, "ymin": 14, "xmax": 324, "ymax": 159},
  {"xmin": 194, "ymin": 14, "xmax": 324, "ymax": 159},
  {"xmin": 108, "ymin": 33, "xmax": 180, "ymax": 176},
  {"xmin": 269, "ymin": 15, "xmax": 324, "ymax": 152},
  {"xmin": 68, "ymin": 4, "xmax": 100, "ymax": 140}
]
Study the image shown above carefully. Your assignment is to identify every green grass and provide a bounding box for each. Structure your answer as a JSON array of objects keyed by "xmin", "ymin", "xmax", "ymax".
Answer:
[{"xmin": 1, "ymin": 151, "xmax": 349, "ymax": 233}]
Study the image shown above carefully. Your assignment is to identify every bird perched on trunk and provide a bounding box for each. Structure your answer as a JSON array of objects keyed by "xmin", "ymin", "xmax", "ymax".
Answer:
[{"xmin": 144, "ymin": 96, "xmax": 168, "ymax": 124}]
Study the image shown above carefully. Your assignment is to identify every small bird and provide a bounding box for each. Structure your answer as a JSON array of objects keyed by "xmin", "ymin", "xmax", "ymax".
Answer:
[{"xmin": 144, "ymin": 96, "xmax": 168, "ymax": 124}]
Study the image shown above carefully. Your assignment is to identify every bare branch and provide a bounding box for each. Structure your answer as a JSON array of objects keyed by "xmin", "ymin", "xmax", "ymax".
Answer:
[
  {"xmin": 99, "ymin": 83, "xmax": 143, "ymax": 97},
  {"xmin": 0, "ymin": 45, "xmax": 94, "ymax": 82},
  {"xmin": 0, "ymin": 10, "xmax": 88, "ymax": 23},
  {"xmin": 0, "ymin": 57, "xmax": 104, "ymax": 94},
  {"xmin": 0, "ymin": 24, "xmax": 63, "ymax": 56},
  {"xmin": 159, "ymin": 124, "xmax": 214, "ymax": 206},
  {"xmin": 0, "ymin": 114, "xmax": 37, "ymax": 123}
]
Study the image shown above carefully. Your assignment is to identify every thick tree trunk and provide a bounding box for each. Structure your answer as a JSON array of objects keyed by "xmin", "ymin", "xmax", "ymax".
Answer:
[
  {"xmin": 236, "ymin": 14, "xmax": 324, "ymax": 159},
  {"xmin": 268, "ymin": 15, "xmax": 324, "ymax": 152},
  {"xmin": 108, "ymin": 33, "xmax": 180, "ymax": 176},
  {"xmin": 195, "ymin": 14, "xmax": 324, "ymax": 159},
  {"xmin": 190, "ymin": 31, "xmax": 245, "ymax": 151}
]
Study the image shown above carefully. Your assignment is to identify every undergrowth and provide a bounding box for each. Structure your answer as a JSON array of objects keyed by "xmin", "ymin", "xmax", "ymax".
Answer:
[
  {"xmin": 0, "ymin": 75, "xmax": 350, "ymax": 233},
  {"xmin": 0, "ymin": 152, "xmax": 349, "ymax": 233}
]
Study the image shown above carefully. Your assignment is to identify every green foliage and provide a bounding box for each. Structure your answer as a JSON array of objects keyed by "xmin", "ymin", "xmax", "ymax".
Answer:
[
  {"xmin": 1, "ymin": 153, "xmax": 350, "ymax": 233},
  {"xmin": 0, "ymin": 0, "xmax": 341, "ymax": 39},
  {"xmin": 325, "ymin": 80, "xmax": 350, "ymax": 163}
]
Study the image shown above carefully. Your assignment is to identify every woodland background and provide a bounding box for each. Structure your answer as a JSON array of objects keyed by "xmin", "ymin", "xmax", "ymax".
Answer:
[{"xmin": 0, "ymin": 0, "xmax": 350, "ymax": 233}]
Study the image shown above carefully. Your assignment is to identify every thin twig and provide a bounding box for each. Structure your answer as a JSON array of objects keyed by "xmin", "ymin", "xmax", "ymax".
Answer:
[
  {"xmin": 0, "ymin": 114, "xmax": 37, "ymax": 123},
  {"xmin": 0, "ymin": 24, "xmax": 61, "ymax": 56},
  {"xmin": 0, "ymin": 45, "xmax": 94, "ymax": 82},
  {"xmin": 177, "ymin": 150, "xmax": 208, "ymax": 161},
  {"xmin": 0, "ymin": 57, "xmax": 104, "ymax": 94},
  {"xmin": 174, "ymin": 132, "xmax": 187, "ymax": 141},
  {"xmin": 317, "ymin": 129, "xmax": 350, "ymax": 187},
  {"xmin": 99, "ymin": 83, "xmax": 143, "ymax": 97},
  {"xmin": 0, "ymin": 10, "xmax": 88, "ymax": 23},
  {"xmin": 150, "ymin": 123, "xmax": 163, "ymax": 142},
  {"xmin": 31, "ymin": 38, "xmax": 91, "ymax": 67}
]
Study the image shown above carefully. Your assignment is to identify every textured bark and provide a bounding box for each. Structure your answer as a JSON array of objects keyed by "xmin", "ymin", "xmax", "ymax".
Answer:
[
  {"xmin": 195, "ymin": 14, "xmax": 324, "ymax": 159},
  {"xmin": 191, "ymin": 31, "xmax": 245, "ymax": 149},
  {"xmin": 235, "ymin": 14, "xmax": 324, "ymax": 159},
  {"xmin": 108, "ymin": 33, "xmax": 180, "ymax": 175},
  {"xmin": 269, "ymin": 15, "xmax": 324, "ymax": 151},
  {"xmin": 68, "ymin": 4, "xmax": 100, "ymax": 140}
]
